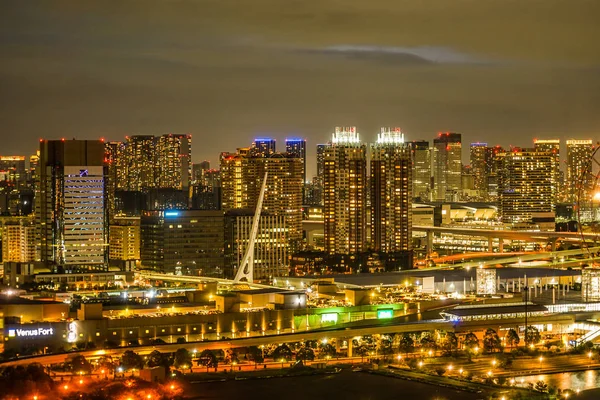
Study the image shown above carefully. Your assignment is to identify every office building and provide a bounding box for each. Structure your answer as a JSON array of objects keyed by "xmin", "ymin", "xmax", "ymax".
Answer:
[
  {"xmin": 432, "ymin": 132, "xmax": 462, "ymax": 201},
  {"xmin": 1, "ymin": 216, "xmax": 35, "ymax": 263},
  {"xmin": 410, "ymin": 140, "xmax": 431, "ymax": 200},
  {"xmin": 104, "ymin": 141, "xmax": 123, "ymax": 223},
  {"xmin": 119, "ymin": 135, "xmax": 156, "ymax": 191},
  {"xmin": 323, "ymin": 127, "xmax": 367, "ymax": 255},
  {"xmin": 35, "ymin": 139, "xmax": 107, "ymax": 269},
  {"xmin": 0, "ymin": 156, "xmax": 26, "ymax": 188},
  {"xmin": 566, "ymin": 139, "xmax": 594, "ymax": 203},
  {"xmin": 497, "ymin": 148, "xmax": 554, "ymax": 224},
  {"xmin": 225, "ymin": 210, "xmax": 288, "ymax": 281},
  {"xmin": 485, "ymin": 145, "xmax": 504, "ymax": 201},
  {"xmin": 140, "ymin": 210, "xmax": 224, "ymax": 276},
  {"xmin": 286, "ymin": 138, "xmax": 307, "ymax": 201},
  {"xmin": 370, "ymin": 128, "xmax": 412, "ymax": 255},
  {"xmin": 470, "ymin": 143, "xmax": 488, "ymax": 199},
  {"xmin": 109, "ymin": 216, "xmax": 140, "ymax": 262}
]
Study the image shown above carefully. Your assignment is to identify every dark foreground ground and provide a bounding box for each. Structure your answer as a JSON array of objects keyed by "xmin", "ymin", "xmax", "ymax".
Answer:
[{"xmin": 188, "ymin": 370, "xmax": 487, "ymax": 400}]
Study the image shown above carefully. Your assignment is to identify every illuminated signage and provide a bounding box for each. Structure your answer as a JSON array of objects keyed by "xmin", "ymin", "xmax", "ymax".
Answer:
[
  {"xmin": 8, "ymin": 327, "xmax": 54, "ymax": 338},
  {"xmin": 321, "ymin": 313, "xmax": 338, "ymax": 323},
  {"xmin": 377, "ymin": 309, "xmax": 393, "ymax": 319},
  {"xmin": 164, "ymin": 211, "xmax": 179, "ymax": 217},
  {"xmin": 67, "ymin": 322, "xmax": 78, "ymax": 343}
]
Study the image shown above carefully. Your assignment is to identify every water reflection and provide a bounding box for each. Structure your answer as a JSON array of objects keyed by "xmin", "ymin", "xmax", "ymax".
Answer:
[{"xmin": 515, "ymin": 370, "xmax": 600, "ymax": 392}]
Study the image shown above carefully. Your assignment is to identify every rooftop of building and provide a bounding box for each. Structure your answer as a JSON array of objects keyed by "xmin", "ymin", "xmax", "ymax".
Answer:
[
  {"xmin": 0, "ymin": 295, "xmax": 63, "ymax": 305},
  {"xmin": 444, "ymin": 302, "xmax": 547, "ymax": 317}
]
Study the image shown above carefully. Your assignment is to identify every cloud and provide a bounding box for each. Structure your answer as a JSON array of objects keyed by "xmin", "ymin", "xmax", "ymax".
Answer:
[{"xmin": 313, "ymin": 45, "xmax": 493, "ymax": 65}]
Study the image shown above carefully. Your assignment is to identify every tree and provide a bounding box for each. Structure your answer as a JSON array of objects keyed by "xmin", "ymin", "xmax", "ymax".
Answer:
[
  {"xmin": 376, "ymin": 335, "xmax": 394, "ymax": 358},
  {"xmin": 398, "ymin": 333, "xmax": 415, "ymax": 356},
  {"xmin": 353, "ymin": 343, "xmax": 369, "ymax": 362},
  {"xmin": 247, "ymin": 346, "xmax": 264, "ymax": 365},
  {"xmin": 505, "ymin": 329, "xmax": 520, "ymax": 349},
  {"xmin": 525, "ymin": 326, "xmax": 541, "ymax": 346},
  {"xmin": 97, "ymin": 355, "xmax": 116, "ymax": 373},
  {"xmin": 319, "ymin": 343, "xmax": 336, "ymax": 359},
  {"xmin": 483, "ymin": 328, "xmax": 502, "ymax": 353},
  {"xmin": 173, "ymin": 348, "xmax": 192, "ymax": 370},
  {"xmin": 146, "ymin": 350, "xmax": 171, "ymax": 373},
  {"xmin": 296, "ymin": 347, "xmax": 315, "ymax": 361},
  {"xmin": 120, "ymin": 350, "xmax": 143, "ymax": 371},
  {"xmin": 0, "ymin": 363, "xmax": 54, "ymax": 399},
  {"xmin": 441, "ymin": 332, "xmax": 458, "ymax": 355},
  {"xmin": 272, "ymin": 344, "xmax": 293, "ymax": 362},
  {"xmin": 463, "ymin": 332, "xmax": 480, "ymax": 351},
  {"xmin": 534, "ymin": 380, "xmax": 549, "ymax": 393},
  {"xmin": 198, "ymin": 350, "xmax": 218, "ymax": 372},
  {"xmin": 176, "ymin": 337, "xmax": 186, "ymax": 344},
  {"xmin": 70, "ymin": 355, "xmax": 92, "ymax": 374},
  {"xmin": 420, "ymin": 332, "xmax": 437, "ymax": 352}
]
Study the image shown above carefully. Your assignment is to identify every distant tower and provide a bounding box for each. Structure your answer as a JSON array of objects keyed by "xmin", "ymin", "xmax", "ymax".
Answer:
[
  {"xmin": 252, "ymin": 138, "xmax": 276, "ymax": 157},
  {"xmin": 370, "ymin": 128, "xmax": 412, "ymax": 255},
  {"xmin": 36, "ymin": 139, "xmax": 107, "ymax": 269},
  {"xmin": 156, "ymin": 134, "xmax": 192, "ymax": 191},
  {"xmin": 286, "ymin": 138, "xmax": 307, "ymax": 202},
  {"xmin": 409, "ymin": 140, "xmax": 431, "ymax": 200},
  {"xmin": 433, "ymin": 132, "xmax": 462, "ymax": 201},
  {"xmin": 470, "ymin": 143, "xmax": 488, "ymax": 200},
  {"xmin": 566, "ymin": 139, "xmax": 594, "ymax": 203},
  {"xmin": 323, "ymin": 127, "xmax": 367, "ymax": 255}
]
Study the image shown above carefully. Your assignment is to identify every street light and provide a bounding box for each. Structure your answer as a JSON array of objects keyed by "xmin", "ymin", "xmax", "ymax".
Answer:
[{"xmin": 539, "ymin": 356, "xmax": 544, "ymax": 371}]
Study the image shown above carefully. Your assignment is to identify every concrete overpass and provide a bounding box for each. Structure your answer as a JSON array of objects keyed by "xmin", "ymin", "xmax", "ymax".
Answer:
[
  {"xmin": 138, "ymin": 271, "xmax": 277, "ymax": 290},
  {"xmin": 413, "ymin": 225, "xmax": 599, "ymax": 254}
]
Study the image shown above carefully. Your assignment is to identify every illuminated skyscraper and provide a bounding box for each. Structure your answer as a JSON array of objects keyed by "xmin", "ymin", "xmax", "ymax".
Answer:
[
  {"xmin": 116, "ymin": 134, "xmax": 191, "ymax": 192},
  {"xmin": 36, "ymin": 139, "xmax": 107, "ymax": 269},
  {"xmin": 370, "ymin": 128, "xmax": 412, "ymax": 255},
  {"xmin": 316, "ymin": 144, "xmax": 327, "ymax": 177},
  {"xmin": 323, "ymin": 127, "xmax": 367, "ymax": 255},
  {"xmin": 286, "ymin": 138, "xmax": 307, "ymax": 202},
  {"xmin": 220, "ymin": 146, "xmax": 303, "ymax": 247},
  {"xmin": 104, "ymin": 141, "xmax": 124, "ymax": 223},
  {"xmin": 0, "ymin": 156, "xmax": 26, "ymax": 188},
  {"xmin": 534, "ymin": 139, "xmax": 561, "ymax": 202},
  {"xmin": 120, "ymin": 135, "xmax": 156, "ymax": 191},
  {"xmin": 566, "ymin": 139, "xmax": 594, "ymax": 202},
  {"xmin": 156, "ymin": 134, "xmax": 192, "ymax": 191},
  {"xmin": 251, "ymin": 138, "xmax": 276, "ymax": 157},
  {"xmin": 497, "ymin": 148, "xmax": 554, "ymax": 223},
  {"xmin": 410, "ymin": 140, "xmax": 431, "ymax": 200},
  {"xmin": 470, "ymin": 143, "xmax": 488, "ymax": 199},
  {"xmin": 433, "ymin": 132, "xmax": 462, "ymax": 201},
  {"xmin": 485, "ymin": 145, "xmax": 504, "ymax": 200}
]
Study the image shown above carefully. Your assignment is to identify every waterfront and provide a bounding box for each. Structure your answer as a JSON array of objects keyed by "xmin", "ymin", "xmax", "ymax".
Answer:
[
  {"xmin": 519, "ymin": 369, "xmax": 600, "ymax": 393},
  {"xmin": 191, "ymin": 370, "xmax": 487, "ymax": 400}
]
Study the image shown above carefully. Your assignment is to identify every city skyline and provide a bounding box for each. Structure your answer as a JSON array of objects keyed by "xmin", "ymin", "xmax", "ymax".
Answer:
[{"xmin": 2, "ymin": 1, "xmax": 600, "ymax": 178}]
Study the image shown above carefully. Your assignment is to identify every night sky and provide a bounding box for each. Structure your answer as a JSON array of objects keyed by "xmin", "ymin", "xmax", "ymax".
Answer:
[{"xmin": 1, "ymin": 0, "xmax": 599, "ymax": 177}]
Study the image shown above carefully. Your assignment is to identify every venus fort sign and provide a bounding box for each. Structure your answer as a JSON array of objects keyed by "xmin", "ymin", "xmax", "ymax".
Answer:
[{"xmin": 8, "ymin": 327, "xmax": 54, "ymax": 338}]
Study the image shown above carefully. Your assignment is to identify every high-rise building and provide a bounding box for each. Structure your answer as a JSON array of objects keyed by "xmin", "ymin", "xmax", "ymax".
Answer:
[
  {"xmin": 566, "ymin": 139, "xmax": 594, "ymax": 203},
  {"xmin": 323, "ymin": 127, "xmax": 367, "ymax": 255},
  {"xmin": 485, "ymin": 145, "xmax": 504, "ymax": 201},
  {"xmin": 432, "ymin": 132, "xmax": 462, "ymax": 201},
  {"xmin": 286, "ymin": 138, "xmax": 307, "ymax": 203},
  {"xmin": 35, "ymin": 139, "xmax": 107, "ymax": 269},
  {"xmin": 316, "ymin": 144, "xmax": 327, "ymax": 178},
  {"xmin": 140, "ymin": 210, "xmax": 224, "ymax": 275},
  {"xmin": 370, "ymin": 128, "xmax": 412, "ymax": 255},
  {"xmin": 220, "ymin": 148, "xmax": 303, "ymax": 246},
  {"xmin": 120, "ymin": 135, "xmax": 156, "ymax": 191},
  {"xmin": 497, "ymin": 148, "xmax": 554, "ymax": 223},
  {"xmin": 224, "ymin": 210, "xmax": 287, "ymax": 280},
  {"xmin": 251, "ymin": 138, "xmax": 276, "ymax": 157},
  {"xmin": 192, "ymin": 161, "xmax": 210, "ymax": 184},
  {"xmin": 470, "ymin": 143, "xmax": 488, "ymax": 199},
  {"xmin": 409, "ymin": 140, "xmax": 431, "ymax": 200},
  {"xmin": 534, "ymin": 139, "xmax": 561, "ymax": 202},
  {"xmin": 104, "ymin": 141, "xmax": 123, "ymax": 223},
  {"xmin": 116, "ymin": 134, "xmax": 191, "ymax": 192},
  {"xmin": 156, "ymin": 134, "xmax": 192, "ymax": 191}
]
